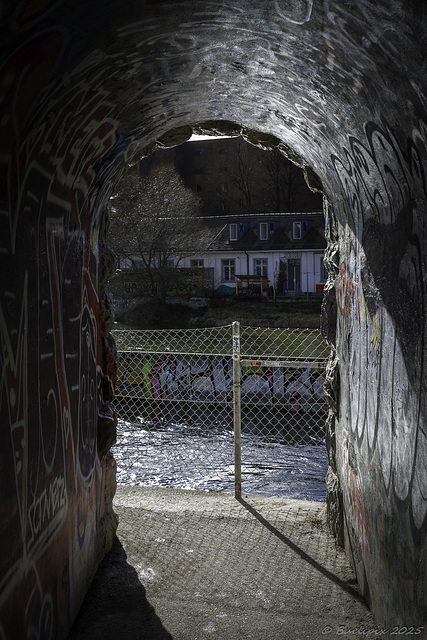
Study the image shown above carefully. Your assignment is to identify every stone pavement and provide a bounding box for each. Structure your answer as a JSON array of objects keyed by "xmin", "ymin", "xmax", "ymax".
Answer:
[{"xmin": 68, "ymin": 486, "xmax": 379, "ymax": 640}]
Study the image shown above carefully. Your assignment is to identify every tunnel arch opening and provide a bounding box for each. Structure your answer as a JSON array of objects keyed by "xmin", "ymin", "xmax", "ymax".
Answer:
[
  {"xmin": 92, "ymin": 99, "xmax": 427, "ymax": 637},
  {"xmin": 101, "ymin": 119, "xmax": 335, "ymax": 510},
  {"xmin": 103, "ymin": 121, "xmax": 328, "ymax": 323}
]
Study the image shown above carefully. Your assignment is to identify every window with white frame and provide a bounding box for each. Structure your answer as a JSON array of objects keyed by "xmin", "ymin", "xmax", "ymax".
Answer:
[
  {"xmin": 222, "ymin": 259, "xmax": 235, "ymax": 281},
  {"xmin": 191, "ymin": 259, "xmax": 204, "ymax": 268},
  {"xmin": 259, "ymin": 222, "xmax": 268, "ymax": 240},
  {"xmin": 254, "ymin": 258, "xmax": 268, "ymax": 277},
  {"xmin": 293, "ymin": 221, "xmax": 302, "ymax": 240},
  {"xmin": 229, "ymin": 223, "xmax": 237, "ymax": 241}
]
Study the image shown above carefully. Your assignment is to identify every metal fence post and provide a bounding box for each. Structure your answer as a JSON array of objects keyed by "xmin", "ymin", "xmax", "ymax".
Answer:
[{"xmin": 232, "ymin": 321, "xmax": 242, "ymax": 498}]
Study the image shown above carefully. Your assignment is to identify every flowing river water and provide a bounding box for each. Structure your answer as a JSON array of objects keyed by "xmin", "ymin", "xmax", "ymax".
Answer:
[{"xmin": 112, "ymin": 418, "xmax": 328, "ymax": 501}]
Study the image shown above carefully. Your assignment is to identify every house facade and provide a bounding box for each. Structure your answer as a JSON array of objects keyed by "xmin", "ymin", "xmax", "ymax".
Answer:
[
  {"xmin": 110, "ymin": 211, "xmax": 326, "ymax": 301},
  {"xmin": 179, "ymin": 212, "xmax": 327, "ymax": 297}
]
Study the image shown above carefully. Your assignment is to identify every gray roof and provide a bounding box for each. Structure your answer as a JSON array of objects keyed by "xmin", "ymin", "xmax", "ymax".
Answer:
[{"xmin": 199, "ymin": 212, "xmax": 326, "ymax": 252}]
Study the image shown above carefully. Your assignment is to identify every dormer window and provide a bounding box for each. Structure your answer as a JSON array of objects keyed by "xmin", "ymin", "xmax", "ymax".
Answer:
[
  {"xmin": 259, "ymin": 221, "xmax": 279, "ymax": 240},
  {"xmin": 293, "ymin": 221, "xmax": 302, "ymax": 240},
  {"xmin": 229, "ymin": 221, "xmax": 250, "ymax": 242},
  {"xmin": 292, "ymin": 220, "xmax": 312, "ymax": 240},
  {"xmin": 259, "ymin": 222, "xmax": 268, "ymax": 240}
]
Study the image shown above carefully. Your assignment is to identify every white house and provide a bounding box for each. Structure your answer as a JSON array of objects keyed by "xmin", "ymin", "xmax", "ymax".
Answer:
[{"xmin": 179, "ymin": 212, "xmax": 327, "ymax": 297}]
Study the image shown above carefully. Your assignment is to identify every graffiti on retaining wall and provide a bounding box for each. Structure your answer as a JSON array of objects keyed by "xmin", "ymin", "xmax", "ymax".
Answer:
[
  {"xmin": 337, "ymin": 263, "xmax": 385, "ymax": 350},
  {"xmin": 115, "ymin": 353, "xmax": 327, "ymax": 413},
  {"xmin": 332, "ymin": 119, "xmax": 427, "ymax": 548},
  {"xmin": 0, "ymin": 6, "xmax": 122, "ymax": 638},
  {"xmin": 344, "ymin": 441, "xmax": 372, "ymax": 559}
]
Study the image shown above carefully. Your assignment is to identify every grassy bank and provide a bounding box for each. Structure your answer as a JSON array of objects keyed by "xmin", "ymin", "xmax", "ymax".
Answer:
[{"xmin": 112, "ymin": 324, "xmax": 329, "ymax": 360}]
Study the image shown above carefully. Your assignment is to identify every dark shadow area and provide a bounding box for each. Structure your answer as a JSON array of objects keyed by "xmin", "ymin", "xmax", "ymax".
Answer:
[
  {"xmin": 236, "ymin": 496, "xmax": 366, "ymax": 605},
  {"xmin": 67, "ymin": 536, "xmax": 173, "ymax": 640}
]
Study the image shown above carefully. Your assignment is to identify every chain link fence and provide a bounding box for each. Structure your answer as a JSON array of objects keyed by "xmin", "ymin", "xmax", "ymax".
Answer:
[{"xmin": 111, "ymin": 323, "xmax": 330, "ymax": 499}]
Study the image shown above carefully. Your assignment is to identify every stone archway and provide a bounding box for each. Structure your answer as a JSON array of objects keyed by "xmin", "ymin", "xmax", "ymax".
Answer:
[{"xmin": 1, "ymin": 2, "xmax": 426, "ymax": 637}]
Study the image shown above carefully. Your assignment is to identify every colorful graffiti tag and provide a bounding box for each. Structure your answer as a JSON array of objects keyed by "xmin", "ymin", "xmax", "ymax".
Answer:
[{"xmin": 115, "ymin": 353, "xmax": 327, "ymax": 412}]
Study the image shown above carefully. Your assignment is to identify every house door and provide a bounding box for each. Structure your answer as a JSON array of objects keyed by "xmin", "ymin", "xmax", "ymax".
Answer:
[{"xmin": 288, "ymin": 259, "xmax": 301, "ymax": 292}]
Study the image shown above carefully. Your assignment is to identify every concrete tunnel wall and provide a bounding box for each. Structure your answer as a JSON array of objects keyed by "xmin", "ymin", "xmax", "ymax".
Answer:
[{"xmin": 0, "ymin": 0, "xmax": 426, "ymax": 637}]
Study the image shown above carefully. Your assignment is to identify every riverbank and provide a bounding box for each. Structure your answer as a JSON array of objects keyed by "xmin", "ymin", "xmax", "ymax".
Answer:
[{"xmin": 113, "ymin": 296, "xmax": 323, "ymax": 330}]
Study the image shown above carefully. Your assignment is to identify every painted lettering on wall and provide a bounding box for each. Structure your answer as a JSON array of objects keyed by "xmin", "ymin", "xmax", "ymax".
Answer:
[
  {"xmin": 27, "ymin": 477, "xmax": 68, "ymax": 551},
  {"xmin": 116, "ymin": 353, "xmax": 327, "ymax": 413},
  {"xmin": 332, "ymin": 119, "xmax": 427, "ymax": 602},
  {"xmin": 0, "ymin": 6, "xmax": 122, "ymax": 638}
]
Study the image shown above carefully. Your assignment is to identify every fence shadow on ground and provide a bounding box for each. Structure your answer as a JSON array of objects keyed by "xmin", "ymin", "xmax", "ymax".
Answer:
[{"xmin": 236, "ymin": 496, "xmax": 365, "ymax": 604}]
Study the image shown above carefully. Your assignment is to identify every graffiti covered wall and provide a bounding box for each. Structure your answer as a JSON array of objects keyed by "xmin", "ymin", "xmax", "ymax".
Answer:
[
  {"xmin": 116, "ymin": 352, "xmax": 326, "ymax": 413},
  {"xmin": 0, "ymin": 4, "xmax": 120, "ymax": 638},
  {"xmin": 330, "ymin": 120, "xmax": 427, "ymax": 626}
]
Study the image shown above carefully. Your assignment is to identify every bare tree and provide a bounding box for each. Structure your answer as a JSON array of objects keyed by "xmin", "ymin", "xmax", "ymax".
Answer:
[
  {"xmin": 226, "ymin": 138, "xmax": 256, "ymax": 212},
  {"xmin": 263, "ymin": 149, "xmax": 316, "ymax": 212},
  {"xmin": 202, "ymin": 139, "xmax": 321, "ymax": 215},
  {"xmin": 109, "ymin": 162, "xmax": 205, "ymax": 301}
]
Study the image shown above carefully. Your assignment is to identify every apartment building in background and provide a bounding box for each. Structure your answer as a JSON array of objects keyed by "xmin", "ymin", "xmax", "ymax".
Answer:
[{"xmin": 142, "ymin": 136, "xmax": 323, "ymax": 216}]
